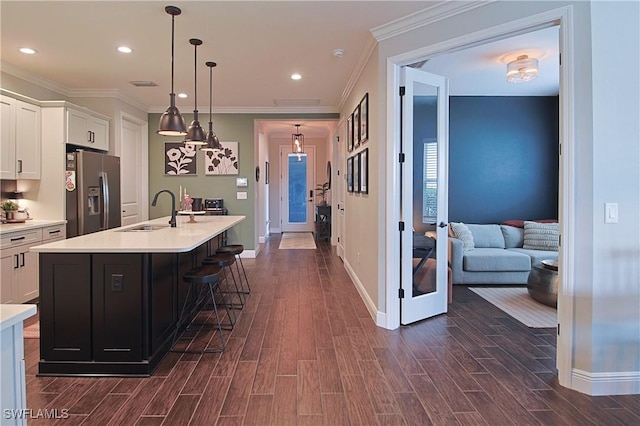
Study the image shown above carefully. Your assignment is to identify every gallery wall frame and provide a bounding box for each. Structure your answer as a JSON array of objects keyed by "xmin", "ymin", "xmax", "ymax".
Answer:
[
  {"xmin": 359, "ymin": 93, "xmax": 369, "ymax": 144},
  {"xmin": 347, "ymin": 114, "xmax": 354, "ymax": 152},
  {"xmin": 354, "ymin": 152, "xmax": 361, "ymax": 192},
  {"xmin": 347, "ymin": 156, "xmax": 354, "ymax": 192},
  {"xmin": 360, "ymin": 148, "xmax": 368, "ymax": 194},
  {"xmin": 353, "ymin": 103, "xmax": 361, "ymax": 148}
]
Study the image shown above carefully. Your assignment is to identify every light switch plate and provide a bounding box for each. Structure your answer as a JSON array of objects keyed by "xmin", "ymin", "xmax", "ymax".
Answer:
[
  {"xmin": 236, "ymin": 177, "xmax": 248, "ymax": 187},
  {"xmin": 605, "ymin": 202, "xmax": 618, "ymax": 223},
  {"xmin": 237, "ymin": 191, "xmax": 247, "ymax": 200}
]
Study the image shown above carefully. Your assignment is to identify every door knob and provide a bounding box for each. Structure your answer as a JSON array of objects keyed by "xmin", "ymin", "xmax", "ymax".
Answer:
[{"xmin": 438, "ymin": 222, "xmax": 447, "ymax": 228}]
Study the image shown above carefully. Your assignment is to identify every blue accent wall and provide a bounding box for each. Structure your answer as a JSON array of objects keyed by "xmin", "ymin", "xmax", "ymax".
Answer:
[{"xmin": 413, "ymin": 96, "xmax": 559, "ymax": 230}]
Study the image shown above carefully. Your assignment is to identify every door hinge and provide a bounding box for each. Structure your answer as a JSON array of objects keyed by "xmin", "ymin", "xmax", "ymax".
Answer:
[
  {"xmin": 399, "ymin": 153, "xmax": 405, "ymax": 163},
  {"xmin": 559, "ymin": 143, "xmax": 562, "ymax": 156},
  {"xmin": 557, "ymin": 323, "xmax": 560, "ymax": 335},
  {"xmin": 399, "ymin": 221, "xmax": 405, "ymax": 231},
  {"xmin": 559, "ymin": 53, "xmax": 562, "ymax": 66},
  {"xmin": 399, "ymin": 288, "xmax": 405, "ymax": 299},
  {"xmin": 559, "ymin": 234, "xmax": 561, "ymax": 247},
  {"xmin": 399, "ymin": 86, "xmax": 405, "ymax": 96}
]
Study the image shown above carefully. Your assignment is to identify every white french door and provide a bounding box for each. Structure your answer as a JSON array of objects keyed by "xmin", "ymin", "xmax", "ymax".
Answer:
[
  {"xmin": 400, "ymin": 67, "xmax": 449, "ymax": 325},
  {"xmin": 280, "ymin": 145, "xmax": 316, "ymax": 232}
]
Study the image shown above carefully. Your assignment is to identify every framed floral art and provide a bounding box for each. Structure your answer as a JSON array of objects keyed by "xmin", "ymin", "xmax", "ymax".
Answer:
[
  {"xmin": 164, "ymin": 142, "xmax": 197, "ymax": 175},
  {"xmin": 204, "ymin": 141, "xmax": 239, "ymax": 175}
]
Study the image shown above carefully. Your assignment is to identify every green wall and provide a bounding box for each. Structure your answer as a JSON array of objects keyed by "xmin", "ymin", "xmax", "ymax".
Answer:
[{"xmin": 148, "ymin": 112, "xmax": 337, "ymax": 250}]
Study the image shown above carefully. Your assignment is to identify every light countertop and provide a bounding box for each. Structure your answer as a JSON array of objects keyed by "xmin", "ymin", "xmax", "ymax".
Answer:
[
  {"xmin": 0, "ymin": 219, "xmax": 66, "ymax": 235},
  {"xmin": 0, "ymin": 304, "xmax": 37, "ymax": 331},
  {"xmin": 30, "ymin": 215, "xmax": 245, "ymax": 253}
]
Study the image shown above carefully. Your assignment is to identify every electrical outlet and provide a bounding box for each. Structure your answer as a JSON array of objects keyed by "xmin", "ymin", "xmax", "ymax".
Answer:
[{"xmin": 111, "ymin": 274, "xmax": 124, "ymax": 292}]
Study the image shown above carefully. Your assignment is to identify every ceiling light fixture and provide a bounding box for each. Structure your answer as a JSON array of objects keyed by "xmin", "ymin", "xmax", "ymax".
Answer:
[
  {"xmin": 201, "ymin": 61, "xmax": 222, "ymax": 152},
  {"xmin": 157, "ymin": 5, "xmax": 187, "ymax": 136},
  {"xmin": 506, "ymin": 54, "xmax": 539, "ymax": 83},
  {"xmin": 177, "ymin": 93, "xmax": 188, "ymax": 99},
  {"xmin": 184, "ymin": 38, "xmax": 206, "ymax": 145},
  {"xmin": 291, "ymin": 73, "xmax": 302, "ymax": 80},
  {"xmin": 292, "ymin": 124, "xmax": 304, "ymax": 155},
  {"xmin": 117, "ymin": 46, "xmax": 133, "ymax": 53},
  {"xmin": 19, "ymin": 47, "xmax": 36, "ymax": 55}
]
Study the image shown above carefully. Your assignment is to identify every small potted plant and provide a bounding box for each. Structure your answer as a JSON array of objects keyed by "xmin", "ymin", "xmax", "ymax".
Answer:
[
  {"xmin": 1, "ymin": 200, "xmax": 19, "ymax": 220},
  {"xmin": 315, "ymin": 182, "xmax": 330, "ymax": 205}
]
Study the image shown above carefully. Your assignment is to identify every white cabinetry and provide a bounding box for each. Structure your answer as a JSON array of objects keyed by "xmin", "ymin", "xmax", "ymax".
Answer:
[
  {"xmin": 0, "ymin": 95, "xmax": 41, "ymax": 180},
  {"xmin": 0, "ymin": 224, "xmax": 66, "ymax": 304},
  {"xmin": 66, "ymin": 106, "xmax": 109, "ymax": 151}
]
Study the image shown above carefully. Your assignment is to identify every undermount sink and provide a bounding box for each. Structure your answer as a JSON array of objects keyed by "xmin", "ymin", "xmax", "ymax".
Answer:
[{"xmin": 119, "ymin": 224, "xmax": 169, "ymax": 232}]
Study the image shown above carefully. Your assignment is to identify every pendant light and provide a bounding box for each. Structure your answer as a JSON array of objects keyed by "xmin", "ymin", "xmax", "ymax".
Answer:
[
  {"xmin": 157, "ymin": 5, "xmax": 187, "ymax": 136},
  {"xmin": 291, "ymin": 124, "xmax": 304, "ymax": 154},
  {"xmin": 184, "ymin": 38, "xmax": 207, "ymax": 145},
  {"xmin": 201, "ymin": 61, "xmax": 223, "ymax": 151}
]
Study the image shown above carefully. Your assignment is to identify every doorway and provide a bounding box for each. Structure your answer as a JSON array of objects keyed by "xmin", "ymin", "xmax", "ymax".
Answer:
[
  {"xmin": 279, "ymin": 145, "xmax": 316, "ymax": 233},
  {"xmin": 384, "ymin": 8, "xmax": 575, "ymax": 388}
]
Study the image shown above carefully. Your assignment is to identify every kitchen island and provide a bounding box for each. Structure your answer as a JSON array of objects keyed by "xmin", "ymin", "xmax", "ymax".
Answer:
[{"xmin": 30, "ymin": 215, "xmax": 245, "ymax": 376}]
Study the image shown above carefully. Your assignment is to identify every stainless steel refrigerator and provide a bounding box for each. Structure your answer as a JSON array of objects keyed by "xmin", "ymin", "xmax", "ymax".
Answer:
[{"xmin": 65, "ymin": 150, "xmax": 121, "ymax": 237}]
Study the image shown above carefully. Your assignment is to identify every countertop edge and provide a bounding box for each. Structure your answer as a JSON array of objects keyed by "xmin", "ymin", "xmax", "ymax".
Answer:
[{"xmin": 0, "ymin": 304, "xmax": 37, "ymax": 331}]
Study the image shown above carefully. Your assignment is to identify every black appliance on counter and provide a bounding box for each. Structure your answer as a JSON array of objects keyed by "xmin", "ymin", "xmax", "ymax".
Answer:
[{"xmin": 204, "ymin": 198, "xmax": 227, "ymax": 215}]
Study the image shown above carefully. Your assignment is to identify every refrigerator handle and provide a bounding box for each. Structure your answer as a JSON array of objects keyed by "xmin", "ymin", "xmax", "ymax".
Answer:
[{"xmin": 100, "ymin": 171, "xmax": 110, "ymax": 230}]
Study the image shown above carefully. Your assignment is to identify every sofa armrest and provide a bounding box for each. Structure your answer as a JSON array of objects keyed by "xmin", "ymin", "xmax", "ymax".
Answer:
[{"xmin": 449, "ymin": 237, "xmax": 464, "ymax": 284}]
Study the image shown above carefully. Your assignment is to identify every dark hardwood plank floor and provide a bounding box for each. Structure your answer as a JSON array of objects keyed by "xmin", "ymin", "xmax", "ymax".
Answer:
[{"xmin": 22, "ymin": 234, "xmax": 639, "ymax": 425}]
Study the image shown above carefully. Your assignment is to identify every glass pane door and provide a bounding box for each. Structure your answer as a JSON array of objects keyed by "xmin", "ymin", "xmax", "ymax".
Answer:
[{"xmin": 280, "ymin": 145, "xmax": 315, "ymax": 232}]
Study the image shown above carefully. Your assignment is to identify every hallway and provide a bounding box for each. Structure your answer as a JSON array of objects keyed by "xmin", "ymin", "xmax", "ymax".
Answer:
[{"xmin": 23, "ymin": 235, "xmax": 639, "ymax": 425}]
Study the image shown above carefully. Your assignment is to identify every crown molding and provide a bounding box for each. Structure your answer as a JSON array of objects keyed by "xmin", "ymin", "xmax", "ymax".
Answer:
[
  {"xmin": 69, "ymin": 89, "xmax": 149, "ymax": 113},
  {"xmin": 148, "ymin": 105, "xmax": 339, "ymax": 115},
  {"xmin": 1, "ymin": 60, "xmax": 72, "ymax": 97},
  {"xmin": 371, "ymin": 0, "xmax": 495, "ymax": 42},
  {"xmin": 337, "ymin": 34, "xmax": 378, "ymax": 112}
]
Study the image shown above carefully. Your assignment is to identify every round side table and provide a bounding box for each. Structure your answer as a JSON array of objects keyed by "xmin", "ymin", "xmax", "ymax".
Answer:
[{"xmin": 527, "ymin": 259, "xmax": 558, "ymax": 307}]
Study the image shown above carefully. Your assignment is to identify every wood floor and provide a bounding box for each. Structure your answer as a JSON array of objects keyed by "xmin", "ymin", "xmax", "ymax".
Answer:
[{"xmin": 23, "ymin": 234, "xmax": 639, "ymax": 425}]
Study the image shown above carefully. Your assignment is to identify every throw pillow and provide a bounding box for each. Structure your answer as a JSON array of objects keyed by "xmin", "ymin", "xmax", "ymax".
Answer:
[
  {"xmin": 450, "ymin": 222, "xmax": 475, "ymax": 251},
  {"xmin": 501, "ymin": 225, "xmax": 524, "ymax": 248},
  {"xmin": 523, "ymin": 221, "xmax": 559, "ymax": 251},
  {"xmin": 466, "ymin": 224, "xmax": 505, "ymax": 248}
]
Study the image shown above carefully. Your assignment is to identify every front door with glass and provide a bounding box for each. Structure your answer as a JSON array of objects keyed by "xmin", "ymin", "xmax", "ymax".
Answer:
[{"xmin": 280, "ymin": 145, "xmax": 316, "ymax": 232}]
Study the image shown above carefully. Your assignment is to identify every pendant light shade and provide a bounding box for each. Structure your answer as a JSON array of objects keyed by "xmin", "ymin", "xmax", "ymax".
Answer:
[
  {"xmin": 291, "ymin": 124, "xmax": 304, "ymax": 154},
  {"xmin": 184, "ymin": 38, "xmax": 207, "ymax": 145},
  {"xmin": 201, "ymin": 61, "xmax": 223, "ymax": 151},
  {"xmin": 157, "ymin": 5, "xmax": 187, "ymax": 136}
]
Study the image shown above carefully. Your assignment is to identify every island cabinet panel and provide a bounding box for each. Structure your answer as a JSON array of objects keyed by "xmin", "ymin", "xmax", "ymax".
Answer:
[
  {"xmin": 149, "ymin": 253, "xmax": 176, "ymax": 355},
  {"xmin": 40, "ymin": 254, "xmax": 92, "ymax": 361},
  {"xmin": 92, "ymin": 254, "xmax": 143, "ymax": 362}
]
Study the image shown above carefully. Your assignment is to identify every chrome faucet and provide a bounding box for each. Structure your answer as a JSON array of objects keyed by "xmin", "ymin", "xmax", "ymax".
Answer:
[{"xmin": 151, "ymin": 189, "xmax": 177, "ymax": 227}]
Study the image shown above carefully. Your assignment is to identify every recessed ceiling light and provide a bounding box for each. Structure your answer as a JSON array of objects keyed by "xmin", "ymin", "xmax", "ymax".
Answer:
[
  {"xmin": 178, "ymin": 93, "xmax": 188, "ymax": 99},
  {"xmin": 19, "ymin": 47, "xmax": 36, "ymax": 55},
  {"xmin": 291, "ymin": 73, "xmax": 302, "ymax": 80},
  {"xmin": 333, "ymin": 49, "xmax": 344, "ymax": 58},
  {"xmin": 118, "ymin": 46, "xmax": 133, "ymax": 54}
]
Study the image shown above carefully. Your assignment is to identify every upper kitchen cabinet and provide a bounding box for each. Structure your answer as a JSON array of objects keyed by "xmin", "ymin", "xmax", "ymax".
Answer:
[
  {"xmin": 0, "ymin": 94, "xmax": 41, "ymax": 180},
  {"xmin": 66, "ymin": 106, "xmax": 110, "ymax": 151}
]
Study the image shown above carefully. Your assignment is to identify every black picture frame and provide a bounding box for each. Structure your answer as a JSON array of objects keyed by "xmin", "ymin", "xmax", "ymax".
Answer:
[
  {"xmin": 347, "ymin": 156, "xmax": 354, "ymax": 192},
  {"xmin": 353, "ymin": 103, "xmax": 361, "ymax": 148},
  {"xmin": 347, "ymin": 114, "xmax": 354, "ymax": 152},
  {"xmin": 265, "ymin": 161, "xmax": 269, "ymax": 185},
  {"xmin": 359, "ymin": 93, "xmax": 369, "ymax": 144},
  {"xmin": 360, "ymin": 148, "xmax": 368, "ymax": 194},
  {"xmin": 354, "ymin": 152, "xmax": 361, "ymax": 192},
  {"xmin": 164, "ymin": 142, "xmax": 197, "ymax": 175}
]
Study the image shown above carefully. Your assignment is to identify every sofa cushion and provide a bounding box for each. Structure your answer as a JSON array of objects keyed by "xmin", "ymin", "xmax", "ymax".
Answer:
[
  {"xmin": 467, "ymin": 224, "xmax": 505, "ymax": 249},
  {"xmin": 501, "ymin": 225, "xmax": 524, "ymax": 248},
  {"xmin": 523, "ymin": 221, "xmax": 559, "ymax": 251},
  {"xmin": 463, "ymin": 248, "xmax": 531, "ymax": 272},
  {"xmin": 450, "ymin": 222, "xmax": 474, "ymax": 251},
  {"xmin": 509, "ymin": 248, "xmax": 558, "ymax": 267}
]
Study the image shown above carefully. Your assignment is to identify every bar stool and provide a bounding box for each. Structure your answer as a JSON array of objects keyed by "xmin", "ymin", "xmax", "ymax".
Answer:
[
  {"xmin": 216, "ymin": 244, "xmax": 251, "ymax": 295},
  {"xmin": 203, "ymin": 253, "xmax": 245, "ymax": 312},
  {"xmin": 170, "ymin": 264, "xmax": 228, "ymax": 354}
]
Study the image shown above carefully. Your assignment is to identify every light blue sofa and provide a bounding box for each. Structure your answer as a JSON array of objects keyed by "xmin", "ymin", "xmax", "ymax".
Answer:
[{"xmin": 449, "ymin": 223, "xmax": 558, "ymax": 285}]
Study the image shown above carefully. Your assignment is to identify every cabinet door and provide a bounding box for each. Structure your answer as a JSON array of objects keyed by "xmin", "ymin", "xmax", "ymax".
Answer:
[
  {"xmin": 40, "ymin": 253, "xmax": 92, "ymax": 361},
  {"xmin": 66, "ymin": 108, "xmax": 90, "ymax": 147},
  {"xmin": 0, "ymin": 95, "xmax": 17, "ymax": 179},
  {"xmin": 17, "ymin": 249, "xmax": 39, "ymax": 302},
  {"xmin": 0, "ymin": 248, "xmax": 17, "ymax": 303},
  {"xmin": 89, "ymin": 116, "xmax": 109, "ymax": 151},
  {"xmin": 16, "ymin": 100, "xmax": 41, "ymax": 179}
]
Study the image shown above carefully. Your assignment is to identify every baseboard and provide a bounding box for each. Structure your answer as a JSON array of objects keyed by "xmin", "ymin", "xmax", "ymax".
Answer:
[
  {"xmin": 572, "ymin": 368, "xmax": 640, "ymax": 395},
  {"xmin": 271, "ymin": 227, "xmax": 281, "ymax": 234},
  {"xmin": 240, "ymin": 250, "xmax": 257, "ymax": 259},
  {"xmin": 258, "ymin": 236, "xmax": 265, "ymax": 244},
  {"xmin": 343, "ymin": 259, "xmax": 379, "ymax": 324}
]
